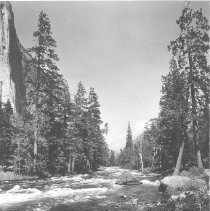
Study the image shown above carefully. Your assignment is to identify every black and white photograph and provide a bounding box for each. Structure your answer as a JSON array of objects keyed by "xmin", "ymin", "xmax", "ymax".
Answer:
[{"xmin": 0, "ymin": 1, "xmax": 209, "ymax": 210}]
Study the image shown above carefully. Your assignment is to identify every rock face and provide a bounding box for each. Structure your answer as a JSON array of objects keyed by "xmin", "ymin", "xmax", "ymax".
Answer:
[{"xmin": 0, "ymin": 2, "xmax": 26, "ymax": 114}]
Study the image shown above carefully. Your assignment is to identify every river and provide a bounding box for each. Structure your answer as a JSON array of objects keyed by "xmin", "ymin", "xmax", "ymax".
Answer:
[{"xmin": 0, "ymin": 167, "xmax": 167, "ymax": 211}]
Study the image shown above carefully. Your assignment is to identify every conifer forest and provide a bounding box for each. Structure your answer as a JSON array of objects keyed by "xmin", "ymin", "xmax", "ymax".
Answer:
[{"xmin": 0, "ymin": 2, "xmax": 209, "ymax": 211}]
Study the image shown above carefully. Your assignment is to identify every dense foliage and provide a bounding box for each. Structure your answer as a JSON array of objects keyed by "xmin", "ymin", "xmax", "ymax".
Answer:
[
  {"xmin": 117, "ymin": 123, "xmax": 135, "ymax": 169},
  {"xmin": 117, "ymin": 4, "xmax": 209, "ymax": 174},
  {"xmin": 0, "ymin": 3, "xmax": 208, "ymax": 177},
  {"xmin": 0, "ymin": 11, "xmax": 109, "ymax": 176}
]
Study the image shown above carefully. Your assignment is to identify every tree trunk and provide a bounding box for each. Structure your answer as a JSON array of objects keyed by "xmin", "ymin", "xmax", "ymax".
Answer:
[
  {"xmin": 68, "ymin": 156, "xmax": 71, "ymax": 174},
  {"xmin": 137, "ymin": 141, "xmax": 143, "ymax": 172},
  {"xmin": 0, "ymin": 81, "xmax": 2, "ymax": 104},
  {"xmin": 188, "ymin": 51, "xmax": 203, "ymax": 169},
  {"xmin": 138, "ymin": 152, "xmax": 144, "ymax": 172},
  {"xmin": 18, "ymin": 160, "xmax": 21, "ymax": 176},
  {"xmin": 191, "ymin": 85, "xmax": 203, "ymax": 168},
  {"xmin": 86, "ymin": 158, "xmax": 91, "ymax": 171},
  {"xmin": 33, "ymin": 38, "xmax": 41, "ymax": 175},
  {"xmin": 72, "ymin": 156, "xmax": 76, "ymax": 173},
  {"xmin": 18, "ymin": 140, "xmax": 21, "ymax": 176},
  {"xmin": 151, "ymin": 147, "xmax": 157, "ymax": 171},
  {"xmin": 196, "ymin": 150, "xmax": 203, "ymax": 168},
  {"xmin": 34, "ymin": 126, "xmax": 38, "ymax": 174},
  {"xmin": 173, "ymin": 141, "xmax": 185, "ymax": 175}
]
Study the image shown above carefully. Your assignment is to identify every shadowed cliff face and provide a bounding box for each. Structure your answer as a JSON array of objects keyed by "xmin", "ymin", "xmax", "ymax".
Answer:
[{"xmin": 0, "ymin": 1, "xmax": 26, "ymax": 114}]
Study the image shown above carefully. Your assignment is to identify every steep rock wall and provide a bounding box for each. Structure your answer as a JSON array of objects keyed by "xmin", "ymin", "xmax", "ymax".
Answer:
[{"xmin": 0, "ymin": 1, "xmax": 26, "ymax": 114}]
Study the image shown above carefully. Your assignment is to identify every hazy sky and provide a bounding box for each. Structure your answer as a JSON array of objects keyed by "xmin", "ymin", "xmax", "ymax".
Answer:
[{"xmin": 12, "ymin": 1, "xmax": 209, "ymax": 150}]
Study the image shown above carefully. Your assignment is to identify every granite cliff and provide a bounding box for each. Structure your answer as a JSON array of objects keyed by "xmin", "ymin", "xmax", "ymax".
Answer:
[{"xmin": 0, "ymin": 1, "xmax": 26, "ymax": 114}]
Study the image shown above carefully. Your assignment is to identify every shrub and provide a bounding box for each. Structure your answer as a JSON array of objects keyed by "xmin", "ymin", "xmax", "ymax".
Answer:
[
  {"xmin": 179, "ymin": 170, "xmax": 191, "ymax": 177},
  {"xmin": 166, "ymin": 177, "xmax": 208, "ymax": 210},
  {"xmin": 179, "ymin": 166, "xmax": 208, "ymax": 181},
  {"xmin": 188, "ymin": 166, "xmax": 204, "ymax": 177},
  {"xmin": 0, "ymin": 170, "xmax": 37, "ymax": 181},
  {"xmin": 170, "ymin": 191, "xmax": 201, "ymax": 211},
  {"xmin": 0, "ymin": 171, "xmax": 21, "ymax": 180},
  {"xmin": 163, "ymin": 168, "xmax": 209, "ymax": 211}
]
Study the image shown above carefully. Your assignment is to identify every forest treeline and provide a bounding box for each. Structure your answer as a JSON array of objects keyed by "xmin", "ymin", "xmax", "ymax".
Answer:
[
  {"xmin": 114, "ymin": 4, "xmax": 209, "ymax": 174},
  {"xmin": 0, "ymin": 11, "xmax": 109, "ymax": 176},
  {"xmin": 0, "ymin": 4, "xmax": 209, "ymax": 177}
]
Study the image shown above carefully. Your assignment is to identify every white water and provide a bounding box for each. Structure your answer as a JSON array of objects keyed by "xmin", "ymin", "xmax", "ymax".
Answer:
[
  {"xmin": 140, "ymin": 179, "xmax": 160, "ymax": 186},
  {"xmin": 0, "ymin": 177, "xmax": 115, "ymax": 206},
  {"xmin": 0, "ymin": 167, "xmax": 121, "ymax": 207},
  {"xmin": 0, "ymin": 167, "xmax": 160, "ymax": 210}
]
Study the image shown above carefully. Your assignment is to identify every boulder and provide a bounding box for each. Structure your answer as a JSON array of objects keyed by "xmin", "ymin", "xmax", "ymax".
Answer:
[
  {"xmin": 116, "ymin": 171, "xmax": 140, "ymax": 185},
  {"xmin": 161, "ymin": 176, "xmax": 191, "ymax": 190},
  {"xmin": 119, "ymin": 194, "xmax": 127, "ymax": 199},
  {"xmin": 160, "ymin": 176, "xmax": 208, "ymax": 194},
  {"xmin": 158, "ymin": 181, "xmax": 167, "ymax": 192}
]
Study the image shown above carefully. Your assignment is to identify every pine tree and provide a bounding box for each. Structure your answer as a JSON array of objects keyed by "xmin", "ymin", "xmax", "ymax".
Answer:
[
  {"xmin": 125, "ymin": 122, "xmax": 133, "ymax": 149},
  {"xmin": 55, "ymin": 80, "xmax": 73, "ymax": 174},
  {"xmin": 0, "ymin": 100, "xmax": 14, "ymax": 169},
  {"xmin": 159, "ymin": 60, "xmax": 189, "ymax": 173},
  {"xmin": 110, "ymin": 150, "xmax": 115, "ymax": 166},
  {"xmin": 87, "ymin": 87, "xmax": 105, "ymax": 170},
  {"xmin": 11, "ymin": 114, "xmax": 34, "ymax": 175},
  {"xmin": 134, "ymin": 139, "xmax": 144, "ymax": 172},
  {"xmin": 168, "ymin": 3, "xmax": 209, "ymax": 168},
  {"xmin": 71, "ymin": 84, "xmax": 109, "ymax": 172},
  {"xmin": 73, "ymin": 82, "xmax": 89, "ymax": 172},
  {"xmin": 143, "ymin": 119, "xmax": 161, "ymax": 171},
  {"xmin": 119, "ymin": 122, "xmax": 135, "ymax": 169},
  {"xmin": 26, "ymin": 11, "xmax": 63, "ymax": 175}
]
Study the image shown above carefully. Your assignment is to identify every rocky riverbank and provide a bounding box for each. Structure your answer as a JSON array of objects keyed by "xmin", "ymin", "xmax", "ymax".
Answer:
[
  {"xmin": 0, "ymin": 167, "xmax": 164, "ymax": 211},
  {"xmin": 0, "ymin": 167, "xmax": 208, "ymax": 211}
]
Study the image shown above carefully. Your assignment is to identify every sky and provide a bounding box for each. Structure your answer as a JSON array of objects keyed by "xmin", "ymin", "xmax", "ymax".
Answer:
[{"xmin": 12, "ymin": 1, "xmax": 209, "ymax": 150}]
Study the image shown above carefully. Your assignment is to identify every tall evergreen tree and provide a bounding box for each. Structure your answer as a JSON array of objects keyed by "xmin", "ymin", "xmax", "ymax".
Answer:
[
  {"xmin": 26, "ymin": 11, "xmax": 64, "ymax": 175},
  {"xmin": 125, "ymin": 122, "xmax": 133, "ymax": 149},
  {"xmin": 73, "ymin": 82, "xmax": 88, "ymax": 172},
  {"xmin": 159, "ymin": 60, "xmax": 189, "ymax": 173},
  {"xmin": 110, "ymin": 150, "xmax": 115, "ymax": 166},
  {"xmin": 87, "ymin": 87, "xmax": 105, "ymax": 170},
  {"xmin": 118, "ymin": 122, "xmax": 135, "ymax": 169},
  {"xmin": 143, "ymin": 119, "xmax": 161, "ymax": 171},
  {"xmin": 124, "ymin": 122, "xmax": 134, "ymax": 168},
  {"xmin": 168, "ymin": 3, "xmax": 209, "ymax": 168}
]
